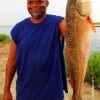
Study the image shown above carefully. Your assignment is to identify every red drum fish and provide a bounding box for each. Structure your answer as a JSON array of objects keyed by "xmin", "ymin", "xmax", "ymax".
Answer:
[{"xmin": 65, "ymin": 0, "xmax": 95, "ymax": 99}]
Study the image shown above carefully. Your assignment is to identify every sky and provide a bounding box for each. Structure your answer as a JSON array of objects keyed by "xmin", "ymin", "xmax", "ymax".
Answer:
[{"xmin": 0, "ymin": 0, "xmax": 100, "ymax": 25}]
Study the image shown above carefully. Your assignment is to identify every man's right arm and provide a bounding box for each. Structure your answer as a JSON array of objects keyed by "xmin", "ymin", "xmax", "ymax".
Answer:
[{"xmin": 3, "ymin": 40, "xmax": 17, "ymax": 100}]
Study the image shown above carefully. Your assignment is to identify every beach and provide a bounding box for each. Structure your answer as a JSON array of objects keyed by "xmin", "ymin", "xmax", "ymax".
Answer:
[{"xmin": 0, "ymin": 42, "xmax": 100, "ymax": 100}]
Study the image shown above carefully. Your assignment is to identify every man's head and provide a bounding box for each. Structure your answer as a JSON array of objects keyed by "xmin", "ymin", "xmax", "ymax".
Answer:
[{"xmin": 27, "ymin": 0, "xmax": 49, "ymax": 19}]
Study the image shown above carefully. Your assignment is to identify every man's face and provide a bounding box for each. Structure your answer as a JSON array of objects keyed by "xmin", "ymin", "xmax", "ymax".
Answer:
[{"xmin": 27, "ymin": 0, "xmax": 49, "ymax": 19}]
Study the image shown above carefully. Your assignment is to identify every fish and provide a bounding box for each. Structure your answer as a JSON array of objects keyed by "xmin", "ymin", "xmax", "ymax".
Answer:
[{"xmin": 65, "ymin": 0, "xmax": 96, "ymax": 100}]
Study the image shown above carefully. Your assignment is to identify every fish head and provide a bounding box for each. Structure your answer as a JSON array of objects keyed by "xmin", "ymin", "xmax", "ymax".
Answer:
[
  {"xmin": 76, "ymin": 0, "xmax": 96, "ymax": 32},
  {"xmin": 66, "ymin": 0, "xmax": 96, "ymax": 33}
]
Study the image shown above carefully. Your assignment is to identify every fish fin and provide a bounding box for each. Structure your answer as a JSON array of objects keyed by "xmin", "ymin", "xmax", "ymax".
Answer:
[{"xmin": 87, "ymin": 16, "xmax": 96, "ymax": 33}]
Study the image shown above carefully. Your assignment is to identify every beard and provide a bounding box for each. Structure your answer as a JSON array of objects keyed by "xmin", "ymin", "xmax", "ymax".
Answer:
[
  {"xmin": 31, "ymin": 11, "xmax": 46, "ymax": 19},
  {"xmin": 31, "ymin": 13, "xmax": 42, "ymax": 19}
]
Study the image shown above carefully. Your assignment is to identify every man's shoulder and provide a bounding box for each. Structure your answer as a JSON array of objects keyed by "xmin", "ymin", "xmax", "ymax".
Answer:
[
  {"xmin": 47, "ymin": 14, "xmax": 64, "ymax": 20},
  {"xmin": 46, "ymin": 14, "xmax": 64, "ymax": 25},
  {"xmin": 13, "ymin": 17, "xmax": 30, "ymax": 29}
]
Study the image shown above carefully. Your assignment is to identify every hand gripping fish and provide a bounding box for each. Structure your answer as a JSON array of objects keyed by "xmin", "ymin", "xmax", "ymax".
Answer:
[{"xmin": 65, "ymin": 0, "xmax": 96, "ymax": 100}]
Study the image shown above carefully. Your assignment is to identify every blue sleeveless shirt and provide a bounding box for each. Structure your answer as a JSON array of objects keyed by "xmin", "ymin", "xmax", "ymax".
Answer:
[{"xmin": 11, "ymin": 14, "xmax": 68, "ymax": 100}]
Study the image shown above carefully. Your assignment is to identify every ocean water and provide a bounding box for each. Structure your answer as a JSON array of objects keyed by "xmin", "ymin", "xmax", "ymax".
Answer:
[
  {"xmin": 90, "ymin": 27, "xmax": 100, "ymax": 52},
  {"xmin": 0, "ymin": 25, "xmax": 100, "ymax": 52},
  {"xmin": 0, "ymin": 25, "xmax": 13, "ymax": 36}
]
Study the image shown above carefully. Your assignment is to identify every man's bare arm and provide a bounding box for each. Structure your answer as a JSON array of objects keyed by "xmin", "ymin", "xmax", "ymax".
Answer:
[
  {"xmin": 3, "ymin": 40, "xmax": 16, "ymax": 99},
  {"xmin": 59, "ymin": 19, "xmax": 67, "ymax": 38}
]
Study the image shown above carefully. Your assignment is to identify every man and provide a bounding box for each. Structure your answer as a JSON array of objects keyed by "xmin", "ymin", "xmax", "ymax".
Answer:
[{"xmin": 3, "ymin": 0, "xmax": 68, "ymax": 100}]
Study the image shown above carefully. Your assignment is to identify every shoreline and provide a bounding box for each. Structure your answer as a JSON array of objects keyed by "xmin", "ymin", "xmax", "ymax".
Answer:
[
  {"xmin": 94, "ymin": 25, "xmax": 100, "ymax": 27},
  {"xmin": 94, "ymin": 23, "xmax": 100, "ymax": 27}
]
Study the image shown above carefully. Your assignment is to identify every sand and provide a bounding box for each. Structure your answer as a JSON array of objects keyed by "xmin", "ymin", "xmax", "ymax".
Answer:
[{"xmin": 0, "ymin": 42, "xmax": 100, "ymax": 100}]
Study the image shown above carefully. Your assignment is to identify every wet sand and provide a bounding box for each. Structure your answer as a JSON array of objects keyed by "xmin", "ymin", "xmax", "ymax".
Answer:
[{"xmin": 0, "ymin": 42, "xmax": 100, "ymax": 100}]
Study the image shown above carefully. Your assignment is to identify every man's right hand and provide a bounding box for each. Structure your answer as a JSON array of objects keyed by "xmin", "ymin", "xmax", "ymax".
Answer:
[{"xmin": 3, "ymin": 91, "xmax": 13, "ymax": 100}]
